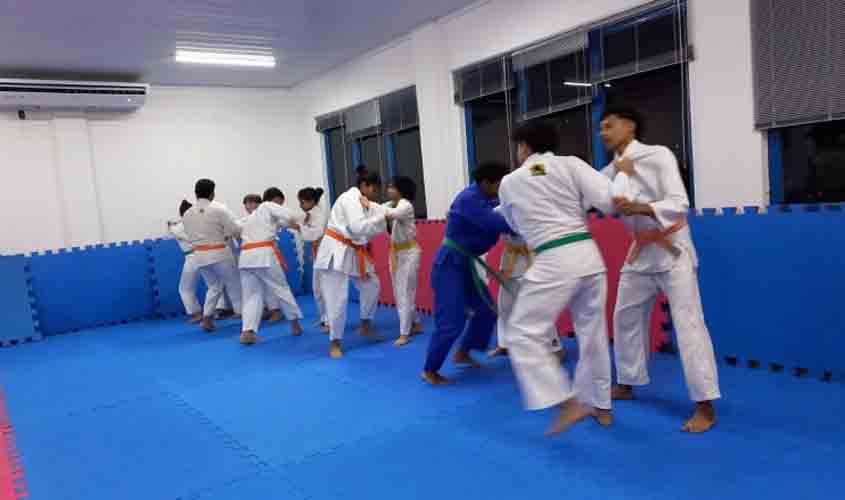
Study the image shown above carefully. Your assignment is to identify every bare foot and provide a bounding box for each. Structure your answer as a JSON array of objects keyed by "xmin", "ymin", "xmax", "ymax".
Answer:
[
  {"xmin": 187, "ymin": 313, "xmax": 203, "ymax": 324},
  {"xmin": 329, "ymin": 340, "xmax": 343, "ymax": 359},
  {"xmin": 595, "ymin": 408, "xmax": 613, "ymax": 427},
  {"xmin": 681, "ymin": 402, "xmax": 716, "ymax": 433},
  {"xmin": 611, "ymin": 384, "xmax": 635, "ymax": 401},
  {"xmin": 421, "ymin": 371, "xmax": 450, "ymax": 385},
  {"xmin": 412, "ymin": 322, "xmax": 424, "ymax": 335},
  {"xmin": 545, "ymin": 399, "xmax": 594, "ymax": 436},
  {"xmin": 357, "ymin": 320, "xmax": 377, "ymax": 339},
  {"xmin": 240, "ymin": 330, "xmax": 257, "ymax": 345},
  {"xmin": 291, "ymin": 320, "xmax": 304, "ymax": 336},
  {"xmin": 268, "ymin": 310, "xmax": 283, "ymax": 323},
  {"xmin": 320, "ymin": 322, "xmax": 330, "ymax": 334},
  {"xmin": 453, "ymin": 350, "xmax": 482, "ymax": 368},
  {"xmin": 394, "ymin": 335, "xmax": 411, "ymax": 347},
  {"xmin": 487, "ymin": 347, "xmax": 509, "ymax": 358},
  {"xmin": 201, "ymin": 317, "xmax": 216, "ymax": 332}
]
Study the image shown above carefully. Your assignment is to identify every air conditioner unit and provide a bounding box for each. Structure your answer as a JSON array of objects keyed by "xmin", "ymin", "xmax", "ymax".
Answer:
[{"xmin": 0, "ymin": 79, "xmax": 149, "ymax": 111}]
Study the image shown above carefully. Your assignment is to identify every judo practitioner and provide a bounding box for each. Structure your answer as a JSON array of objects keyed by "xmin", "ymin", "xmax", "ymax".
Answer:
[
  {"xmin": 599, "ymin": 107, "xmax": 720, "ymax": 433},
  {"xmin": 421, "ymin": 161, "xmax": 513, "ymax": 385},
  {"xmin": 315, "ymin": 166, "xmax": 388, "ymax": 359},
  {"xmin": 488, "ymin": 232, "xmax": 565, "ymax": 361},
  {"xmin": 238, "ymin": 187, "xmax": 304, "ymax": 344},
  {"xmin": 167, "ymin": 200, "xmax": 202, "ymax": 324},
  {"xmin": 383, "ymin": 176, "xmax": 424, "ymax": 347},
  {"xmin": 181, "ymin": 179, "xmax": 244, "ymax": 332},
  {"xmin": 298, "ymin": 187, "xmax": 329, "ymax": 332},
  {"xmin": 498, "ymin": 121, "xmax": 629, "ymax": 434}
]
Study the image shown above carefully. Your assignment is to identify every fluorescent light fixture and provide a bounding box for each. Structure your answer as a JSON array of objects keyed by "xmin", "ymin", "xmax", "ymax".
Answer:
[
  {"xmin": 563, "ymin": 81, "xmax": 592, "ymax": 88},
  {"xmin": 174, "ymin": 50, "xmax": 276, "ymax": 68}
]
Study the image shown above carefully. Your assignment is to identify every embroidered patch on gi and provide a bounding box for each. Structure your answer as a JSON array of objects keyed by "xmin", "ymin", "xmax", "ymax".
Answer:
[{"xmin": 529, "ymin": 164, "xmax": 546, "ymax": 176}]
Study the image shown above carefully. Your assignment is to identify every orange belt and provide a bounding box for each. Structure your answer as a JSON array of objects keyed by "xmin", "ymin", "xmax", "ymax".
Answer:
[
  {"xmin": 628, "ymin": 218, "xmax": 687, "ymax": 264},
  {"xmin": 325, "ymin": 228, "xmax": 374, "ymax": 277},
  {"xmin": 194, "ymin": 243, "xmax": 227, "ymax": 252},
  {"xmin": 241, "ymin": 240, "xmax": 289, "ymax": 272},
  {"xmin": 501, "ymin": 241, "xmax": 532, "ymax": 280},
  {"xmin": 389, "ymin": 239, "xmax": 417, "ymax": 272}
]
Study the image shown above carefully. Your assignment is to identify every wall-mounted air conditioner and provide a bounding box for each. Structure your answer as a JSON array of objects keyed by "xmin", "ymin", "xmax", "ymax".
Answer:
[{"xmin": 0, "ymin": 79, "xmax": 148, "ymax": 111}]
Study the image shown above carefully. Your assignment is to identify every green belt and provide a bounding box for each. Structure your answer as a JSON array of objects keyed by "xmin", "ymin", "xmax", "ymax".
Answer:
[
  {"xmin": 533, "ymin": 232, "xmax": 592, "ymax": 254},
  {"xmin": 183, "ymin": 249, "xmax": 194, "ymax": 256},
  {"xmin": 442, "ymin": 238, "xmax": 511, "ymax": 313}
]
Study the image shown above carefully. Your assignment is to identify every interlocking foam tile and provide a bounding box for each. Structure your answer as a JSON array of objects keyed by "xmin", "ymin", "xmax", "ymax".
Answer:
[
  {"xmin": 0, "ymin": 337, "xmax": 161, "ymax": 425},
  {"xmin": 14, "ymin": 391, "xmax": 258, "ymax": 500},
  {"xmin": 188, "ymin": 467, "xmax": 306, "ymax": 500},
  {"xmin": 284, "ymin": 354, "xmax": 845, "ymax": 500},
  {"xmin": 691, "ymin": 209, "xmax": 845, "ymax": 376},
  {"xmin": 0, "ymin": 256, "xmax": 39, "ymax": 346},
  {"xmin": 149, "ymin": 238, "xmax": 208, "ymax": 317},
  {"xmin": 27, "ymin": 243, "xmax": 155, "ymax": 335}
]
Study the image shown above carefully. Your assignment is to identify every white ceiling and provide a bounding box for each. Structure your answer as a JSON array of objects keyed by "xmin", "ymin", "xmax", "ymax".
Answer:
[{"xmin": 0, "ymin": 0, "xmax": 477, "ymax": 88}]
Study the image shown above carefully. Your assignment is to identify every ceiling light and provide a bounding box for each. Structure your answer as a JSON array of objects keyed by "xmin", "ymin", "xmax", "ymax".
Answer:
[
  {"xmin": 563, "ymin": 81, "xmax": 592, "ymax": 88},
  {"xmin": 174, "ymin": 50, "xmax": 276, "ymax": 68}
]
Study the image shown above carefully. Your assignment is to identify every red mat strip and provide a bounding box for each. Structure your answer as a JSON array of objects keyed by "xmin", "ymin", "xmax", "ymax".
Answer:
[
  {"xmin": 371, "ymin": 215, "xmax": 668, "ymax": 351},
  {"xmin": 0, "ymin": 390, "xmax": 27, "ymax": 500}
]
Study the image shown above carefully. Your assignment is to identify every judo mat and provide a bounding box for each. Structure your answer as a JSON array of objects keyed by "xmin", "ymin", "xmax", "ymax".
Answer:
[{"xmin": 1, "ymin": 296, "xmax": 843, "ymax": 500}]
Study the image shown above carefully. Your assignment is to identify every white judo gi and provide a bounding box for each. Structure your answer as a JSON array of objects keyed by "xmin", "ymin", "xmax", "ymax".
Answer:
[
  {"xmin": 495, "ymin": 233, "xmax": 562, "ymax": 354},
  {"xmin": 182, "ymin": 199, "xmax": 243, "ymax": 318},
  {"xmin": 314, "ymin": 187, "xmax": 387, "ymax": 341},
  {"xmin": 238, "ymin": 202, "xmax": 303, "ymax": 333},
  {"xmin": 498, "ymin": 153, "xmax": 627, "ymax": 411},
  {"xmin": 383, "ymin": 199, "xmax": 421, "ymax": 338},
  {"xmin": 167, "ymin": 221, "xmax": 201, "ymax": 316},
  {"xmin": 233, "ymin": 214, "xmax": 282, "ymax": 312},
  {"xmin": 300, "ymin": 207, "xmax": 328, "ymax": 325},
  {"xmin": 602, "ymin": 140, "xmax": 720, "ymax": 403}
]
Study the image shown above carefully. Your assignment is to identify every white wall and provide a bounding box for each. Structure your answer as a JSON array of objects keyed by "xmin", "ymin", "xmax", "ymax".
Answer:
[
  {"xmin": 0, "ymin": 86, "xmax": 306, "ymax": 255},
  {"xmin": 293, "ymin": 0, "xmax": 769, "ymax": 216}
]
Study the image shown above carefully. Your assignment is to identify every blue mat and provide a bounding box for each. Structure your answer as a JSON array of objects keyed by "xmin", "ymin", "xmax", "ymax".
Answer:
[
  {"xmin": 0, "ymin": 255, "xmax": 40, "ymax": 346},
  {"xmin": 1, "ymin": 297, "xmax": 844, "ymax": 500},
  {"xmin": 27, "ymin": 242, "xmax": 156, "ymax": 335},
  {"xmin": 690, "ymin": 207, "xmax": 845, "ymax": 377}
]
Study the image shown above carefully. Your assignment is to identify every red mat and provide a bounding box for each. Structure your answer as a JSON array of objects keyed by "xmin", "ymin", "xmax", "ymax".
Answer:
[
  {"xmin": 0, "ymin": 390, "xmax": 26, "ymax": 500},
  {"xmin": 371, "ymin": 215, "xmax": 668, "ymax": 351}
]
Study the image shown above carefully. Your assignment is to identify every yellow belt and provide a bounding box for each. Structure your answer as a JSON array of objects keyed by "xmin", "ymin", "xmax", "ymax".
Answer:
[
  {"xmin": 389, "ymin": 239, "xmax": 418, "ymax": 272},
  {"xmin": 501, "ymin": 241, "xmax": 532, "ymax": 280}
]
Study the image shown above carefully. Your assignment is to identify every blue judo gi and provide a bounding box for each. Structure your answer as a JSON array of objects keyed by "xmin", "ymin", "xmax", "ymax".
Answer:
[{"xmin": 423, "ymin": 183, "xmax": 513, "ymax": 374}]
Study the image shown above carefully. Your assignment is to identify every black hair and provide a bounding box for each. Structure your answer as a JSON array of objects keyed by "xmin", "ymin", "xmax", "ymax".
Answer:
[
  {"xmin": 355, "ymin": 165, "xmax": 381, "ymax": 187},
  {"xmin": 195, "ymin": 179, "xmax": 215, "ymax": 200},
  {"xmin": 512, "ymin": 121, "xmax": 559, "ymax": 155},
  {"xmin": 242, "ymin": 194, "xmax": 262, "ymax": 205},
  {"xmin": 179, "ymin": 199, "xmax": 192, "ymax": 217},
  {"xmin": 389, "ymin": 176, "xmax": 417, "ymax": 202},
  {"xmin": 298, "ymin": 187, "xmax": 325, "ymax": 204},
  {"xmin": 472, "ymin": 161, "xmax": 510, "ymax": 184},
  {"xmin": 600, "ymin": 106, "xmax": 645, "ymax": 138},
  {"xmin": 263, "ymin": 187, "xmax": 285, "ymax": 202}
]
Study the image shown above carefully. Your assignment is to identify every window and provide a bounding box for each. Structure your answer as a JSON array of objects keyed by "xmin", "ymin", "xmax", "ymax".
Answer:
[
  {"xmin": 468, "ymin": 91, "xmax": 515, "ymax": 170},
  {"xmin": 394, "ymin": 128, "xmax": 428, "ymax": 218},
  {"xmin": 776, "ymin": 120, "xmax": 845, "ymax": 204},
  {"xmin": 325, "ymin": 127, "xmax": 347, "ymax": 202},
  {"xmin": 459, "ymin": 0, "xmax": 692, "ymax": 200},
  {"xmin": 318, "ymin": 86, "xmax": 426, "ymax": 208}
]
